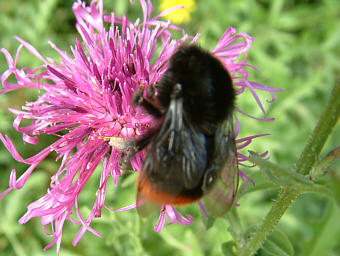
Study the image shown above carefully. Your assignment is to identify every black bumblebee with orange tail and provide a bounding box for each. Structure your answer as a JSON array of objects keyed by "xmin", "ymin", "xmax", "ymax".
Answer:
[{"xmin": 120, "ymin": 44, "xmax": 239, "ymax": 217}]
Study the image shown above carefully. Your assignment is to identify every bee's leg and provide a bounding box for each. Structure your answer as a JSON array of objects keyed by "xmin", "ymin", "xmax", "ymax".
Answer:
[
  {"xmin": 132, "ymin": 87, "xmax": 162, "ymax": 119},
  {"xmin": 119, "ymin": 151, "xmax": 134, "ymax": 173},
  {"xmin": 105, "ymin": 138, "xmax": 134, "ymax": 172},
  {"xmin": 118, "ymin": 141, "xmax": 137, "ymax": 173},
  {"xmin": 134, "ymin": 132, "xmax": 155, "ymax": 151},
  {"xmin": 146, "ymin": 83, "xmax": 159, "ymax": 99},
  {"xmin": 118, "ymin": 132, "xmax": 155, "ymax": 171}
]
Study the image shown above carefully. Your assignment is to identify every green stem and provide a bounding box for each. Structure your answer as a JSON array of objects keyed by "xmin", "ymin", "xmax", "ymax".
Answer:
[
  {"xmin": 228, "ymin": 207, "xmax": 244, "ymax": 249},
  {"xmin": 237, "ymin": 187, "xmax": 299, "ymax": 256},
  {"xmin": 295, "ymin": 83, "xmax": 340, "ymax": 175},
  {"xmin": 4, "ymin": 229, "xmax": 27, "ymax": 256}
]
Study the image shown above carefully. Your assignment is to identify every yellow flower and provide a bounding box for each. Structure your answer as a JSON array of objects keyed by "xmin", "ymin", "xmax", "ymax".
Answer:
[{"xmin": 159, "ymin": 0, "xmax": 196, "ymax": 24}]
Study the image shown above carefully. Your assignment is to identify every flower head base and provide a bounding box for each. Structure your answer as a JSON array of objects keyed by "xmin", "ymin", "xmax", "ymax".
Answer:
[{"xmin": 0, "ymin": 0, "xmax": 282, "ymax": 253}]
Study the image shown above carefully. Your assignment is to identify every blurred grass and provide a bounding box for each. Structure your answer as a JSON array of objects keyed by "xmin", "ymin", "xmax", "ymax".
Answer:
[{"xmin": 0, "ymin": 0, "xmax": 339, "ymax": 255}]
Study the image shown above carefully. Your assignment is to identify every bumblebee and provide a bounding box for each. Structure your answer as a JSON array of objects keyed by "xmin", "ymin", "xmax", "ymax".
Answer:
[{"xmin": 120, "ymin": 44, "xmax": 239, "ymax": 217}]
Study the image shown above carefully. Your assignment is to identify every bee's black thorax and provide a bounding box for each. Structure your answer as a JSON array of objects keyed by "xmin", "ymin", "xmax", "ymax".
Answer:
[{"xmin": 157, "ymin": 44, "xmax": 235, "ymax": 130}]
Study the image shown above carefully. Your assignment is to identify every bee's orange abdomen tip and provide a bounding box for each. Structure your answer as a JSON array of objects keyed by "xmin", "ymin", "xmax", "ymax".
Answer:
[{"xmin": 137, "ymin": 174, "xmax": 201, "ymax": 206}]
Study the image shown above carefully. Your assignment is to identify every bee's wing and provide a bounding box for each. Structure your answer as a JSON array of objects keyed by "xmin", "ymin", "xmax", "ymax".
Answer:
[
  {"xmin": 202, "ymin": 116, "xmax": 239, "ymax": 217},
  {"xmin": 136, "ymin": 95, "xmax": 207, "ymax": 216}
]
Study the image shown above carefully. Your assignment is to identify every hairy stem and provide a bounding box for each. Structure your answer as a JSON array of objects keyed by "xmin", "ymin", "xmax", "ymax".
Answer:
[
  {"xmin": 296, "ymin": 83, "xmax": 340, "ymax": 175},
  {"xmin": 237, "ymin": 187, "xmax": 299, "ymax": 256}
]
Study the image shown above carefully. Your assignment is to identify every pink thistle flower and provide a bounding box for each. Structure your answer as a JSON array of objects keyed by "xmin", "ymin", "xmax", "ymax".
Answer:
[{"xmin": 0, "ymin": 0, "xmax": 282, "ymax": 253}]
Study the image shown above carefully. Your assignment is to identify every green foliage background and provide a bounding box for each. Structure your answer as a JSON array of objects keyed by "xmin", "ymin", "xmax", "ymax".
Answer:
[{"xmin": 0, "ymin": 0, "xmax": 339, "ymax": 255}]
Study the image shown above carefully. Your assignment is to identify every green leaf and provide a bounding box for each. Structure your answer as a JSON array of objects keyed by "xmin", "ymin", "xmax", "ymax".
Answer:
[
  {"xmin": 300, "ymin": 182, "xmax": 334, "ymax": 198},
  {"xmin": 249, "ymin": 151, "xmax": 313, "ymax": 186},
  {"xmin": 239, "ymin": 170, "xmax": 280, "ymax": 197},
  {"xmin": 201, "ymin": 214, "xmax": 215, "ymax": 230},
  {"xmin": 314, "ymin": 146, "xmax": 340, "ymax": 176},
  {"xmin": 320, "ymin": 170, "xmax": 340, "ymax": 206},
  {"xmin": 302, "ymin": 201, "xmax": 340, "ymax": 256},
  {"xmin": 222, "ymin": 241, "xmax": 236, "ymax": 256},
  {"xmin": 249, "ymin": 154, "xmax": 333, "ymax": 198},
  {"xmin": 260, "ymin": 229, "xmax": 294, "ymax": 256}
]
